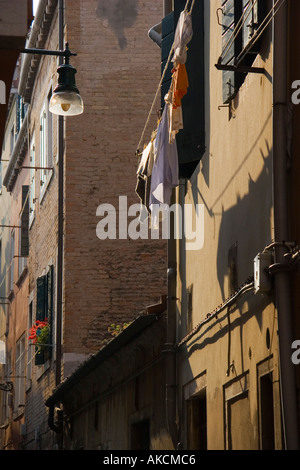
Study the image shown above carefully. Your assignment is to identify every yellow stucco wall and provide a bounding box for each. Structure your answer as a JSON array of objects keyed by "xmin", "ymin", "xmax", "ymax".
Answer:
[{"xmin": 176, "ymin": 0, "xmax": 281, "ymax": 450}]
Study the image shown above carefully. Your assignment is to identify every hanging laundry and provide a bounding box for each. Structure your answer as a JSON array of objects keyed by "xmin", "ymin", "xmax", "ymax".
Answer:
[
  {"xmin": 164, "ymin": 62, "xmax": 188, "ymax": 144},
  {"xmin": 172, "ymin": 9, "xmax": 193, "ymax": 66},
  {"xmin": 165, "ymin": 82, "xmax": 183, "ymax": 144},
  {"xmin": 135, "ymin": 133, "xmax": 156, "ymax": 221},
  {"xmin": 149, "ymin": 105, "xmax": 179, "ymax": 227},
  {"xmin": 172, "ymin": 63, "xmax": 189, "ymax": 109}
]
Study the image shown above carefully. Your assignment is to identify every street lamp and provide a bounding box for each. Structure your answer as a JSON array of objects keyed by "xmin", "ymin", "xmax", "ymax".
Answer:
[{"xmin": 21, "ymin": 42, "xmax": 84, "ymax": 116}]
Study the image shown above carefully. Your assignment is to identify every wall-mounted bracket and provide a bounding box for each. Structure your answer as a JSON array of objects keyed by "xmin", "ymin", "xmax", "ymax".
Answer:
[{"xmin": 215, "ymin": 63, "xmax": 266, "ymax": 75}]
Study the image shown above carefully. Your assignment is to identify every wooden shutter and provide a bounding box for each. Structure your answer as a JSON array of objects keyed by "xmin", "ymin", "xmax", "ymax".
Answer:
[
  {"xmin": 241, "ymin": 0, "xmax": 264, "ymax": 57},
  {"xmin": 161, "ymin": 0, "xmax": 205, "ymax": 178},
  {"xmin": 35, "ymin": 268, "xmax": 53, "ymax": 364},
  {"xmin": 35, "ymin": 275, "xmax": 46, "ymax": 365},
  {"xmin": 46, "ymin": 265, "xmax": 53, "ymax": 360},
  {"xmin": 222, "ymin": 0, "xmax": 243, "ymax": 104},
  {"xmin": 20, "ymin": 185, "xmax": 29, "ymax": 256},
  {"xmin": 36, "ymin": 275, "xmax": 46, "ymax": 321},
  {"xmin": 161, "ymin": 10, "xmax": 175, "ymax": 108}
]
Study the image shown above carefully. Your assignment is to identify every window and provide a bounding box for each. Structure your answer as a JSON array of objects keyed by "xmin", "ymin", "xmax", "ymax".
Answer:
[
  {"xmin": 224, "ymin": 371, "xmax": 256, "ymax": 449},
  {"xmin": 27, "ymin": 302, "xmax": 33, "ymax": 386},
  {"xmin": 10, "ymin": 125, "xmax": 15, "ymax": 154},
  {"xmin": 9, "ymin": 230, "xmax": 15, "ymax": 293},
  {"xmin": 187, "ymin": 392, "xmax": 207, "ymax": 450},
  {"xmin": 16, "ymin": 95, "xmax": 27, "ymax": 136},
  {"xmin": 257, "ymin": 358, "xmax": 278, "ymax": 449},
  {"xmin": 40, "ymin": 89, "xmax": 53, "ymax": 190},
  {"xmin": 219, "ymin": 0, "xmax": 265, "ymax": 103},
  {"xmin": 3, "ymin": 352, "xmax": 12, "ymax": 422},
  {"xmin": 259, "ymin": 373, "xmax": 275, "ymax": 449},
  {"xmin": 34, "ymin": 266, "xmax": 54, "ymax": 365},
  {"xmin": 130, "ymin": 419, "xmax": 150, "ymax": 450},
  {"xmin": 18, "ymin": 185, "xmax": 29, "ymax": 278},
  {"xmin": 29, "ymin": 133, "xmax": 35, "ymax": 223},
  {"xmin": 161, "ymin": 0, "xmax": 205, "ymax": 178},
  {"xmin": 15, "ymin": 334, "xmax": 25, "ymax": 412}
]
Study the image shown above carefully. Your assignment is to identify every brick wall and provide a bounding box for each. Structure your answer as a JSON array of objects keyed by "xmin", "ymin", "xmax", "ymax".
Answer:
[
  {"xmin": 21, "ymin": 0, "xmax": 166, "ymax": 448},
  {"xmin": 63, "ymin": 0, "xmax": 167, "ymax": 359}
]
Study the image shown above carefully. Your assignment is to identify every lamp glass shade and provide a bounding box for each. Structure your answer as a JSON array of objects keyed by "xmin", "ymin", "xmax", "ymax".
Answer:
[{"xmin": 49, "ymin": 90, "xmax": 84, "ymax": 116}]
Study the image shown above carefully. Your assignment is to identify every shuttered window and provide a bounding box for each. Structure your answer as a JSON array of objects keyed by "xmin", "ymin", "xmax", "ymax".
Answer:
[
  {"xmin": 39, "ymin": 89, "xmax": 53, "ymax": 190},
  {"xmin": 15, "ymin": 335, "xmax": 25, "ymax": 411},
  {"xmin": 20, "ymin": 185, "xmax": 29, "ymax": 258},
  {"xmin": 220, "ymin": 0, "xmax": 264, "ymax": 103},
  {"xmin": 29, "ymin": 133, "xmax": 35, "ymax": 221},
  {"xmin": 161, "ymin": 0, "xmax": 205, "ymax": 179},
  {"xmin": 35, "ymin": 265, "xmax": 53, "ymax": 365},
  {"xmin": 9, "ymin": 230, "xmax": 15, "ymax": 293}
]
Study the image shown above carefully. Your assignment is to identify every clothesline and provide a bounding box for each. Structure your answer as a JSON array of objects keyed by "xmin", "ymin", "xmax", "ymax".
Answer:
[
  {"xmin": 136, "ymin": 0, "xmax": 196, "ymax": 155},
  {"xmin": 135, "ymin": 1, "xmax": 195, "ymax": 226}
]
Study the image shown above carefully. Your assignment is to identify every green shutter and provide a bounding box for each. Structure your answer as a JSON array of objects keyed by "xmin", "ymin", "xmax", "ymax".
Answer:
[
  {"xmin": 222, "ymin": 0, "xmax": 243, "ymax": 104},
  {"xmin": 161, "ymin": 0, "xmax": 205, "ymax": 179},
  {"xmin": 46, "ymin": 265, "xmax": 53, "ymax": 360},
  {"xmin": 36, "ymin": 275, "xmax": 46, "ymax": 322},
  {"xmin": 241, "ymin": 0, "xmax": 264, "ymax": 58},
  {"xmin": 161, "ymin": 10, "xmax": 175, "ymax": 108},
  {"xmin": 20, "ymin": 185, "xmax": 29, "ymax": 257},
  {"xmin": 35, "ymin": 275, "xmax": 46, "ymax": 364},
  {"xmin": 35, "ymin": 268, "xmax": 53, "ymax": 364}
]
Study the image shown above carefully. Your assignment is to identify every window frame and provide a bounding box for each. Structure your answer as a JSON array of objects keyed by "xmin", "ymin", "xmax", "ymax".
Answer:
[
  {"xmin": 29, "ymin": 132, "xmax": 36, "ymax": 226},
  {"xmin": 220, "ymin": 0, "xmax": 265, "ymax": 104},
  {"xmin": 14, "ymin": 334, "xmax": 26, "ymax": 415},
  {"xmin": 9, "ymin": 229, "xmax": 15, "ymax": 294},
  {"xmin": 39, "ymin": 87, "xmax": 53, "ymax": 201}
]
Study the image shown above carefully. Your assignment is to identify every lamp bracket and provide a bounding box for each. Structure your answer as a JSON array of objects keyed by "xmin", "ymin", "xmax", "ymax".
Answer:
[{"xmin": 21, "ymin": 42, "xmax": 76, "ymax": 64}]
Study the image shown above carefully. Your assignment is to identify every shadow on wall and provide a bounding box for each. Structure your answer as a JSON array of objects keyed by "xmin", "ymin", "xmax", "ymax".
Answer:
[
  {"xmin": 216, "ymin": 142, "xmax": 273, "ymax": 301},
  {"xmin": 96, "ymin": 0, "xmax": 139, "ymax": 49}
]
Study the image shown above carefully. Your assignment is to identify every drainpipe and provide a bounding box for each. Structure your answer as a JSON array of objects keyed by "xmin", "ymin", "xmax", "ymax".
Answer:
[
  {"xmin": 148, "ymin": 23, "xmax": 162, "ymax": 48},
  {"xmin": 273, "ymin": 0, "xmax": 299, "ymax": 449},
  {"xmin": 163, "ymin": 0, "xmax": 180, "ymax": 451},
  {"xmin": 56, "ymin": 0, "xmax": 64, "ymax": 387},
  {"xmin": 165, "ymin": 191, "xmax": 180, "ymax": 449}
]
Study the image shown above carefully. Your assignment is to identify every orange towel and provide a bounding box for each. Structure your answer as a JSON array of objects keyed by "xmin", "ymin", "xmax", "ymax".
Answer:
[{"xmin": 172, "ymin": 63, "xmax": 189, "ymax": 109}]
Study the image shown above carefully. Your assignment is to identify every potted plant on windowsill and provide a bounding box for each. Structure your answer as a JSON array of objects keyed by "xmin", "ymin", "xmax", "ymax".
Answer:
[{"xmin": 29, "ymin": 319, "xmax": 50, "ymax": 360}]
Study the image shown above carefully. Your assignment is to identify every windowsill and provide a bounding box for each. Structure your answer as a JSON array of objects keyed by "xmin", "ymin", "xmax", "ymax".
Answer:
[
  {"xmin": 13, "ymin": 405, "xmax": 25, "ymax": 420},
  {"xmin": 16, "ymin": 265, "xmax": 28, "ymax": 288},
  {"xmin": 39, "ymin": 169, "xmax": 54, "ymax": 204},
  {"xmin": 7, "ymin": 289, "xmax": 14, "ymax": 302}
]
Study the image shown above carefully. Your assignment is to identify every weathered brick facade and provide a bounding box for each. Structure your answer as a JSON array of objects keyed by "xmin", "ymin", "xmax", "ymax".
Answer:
[
  {"xmin": 63, "ymin": 0, "xmax": 166, "ymax": 360},
  {"xmin": 8, "ymin": 0, "xmax": 167, "ymax": 450}
]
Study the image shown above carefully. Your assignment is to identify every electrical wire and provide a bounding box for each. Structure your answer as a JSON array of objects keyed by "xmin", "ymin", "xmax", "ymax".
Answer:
[{"xmin": 176, "ymin": 276, "xmax": 254, "ymax": 349}]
